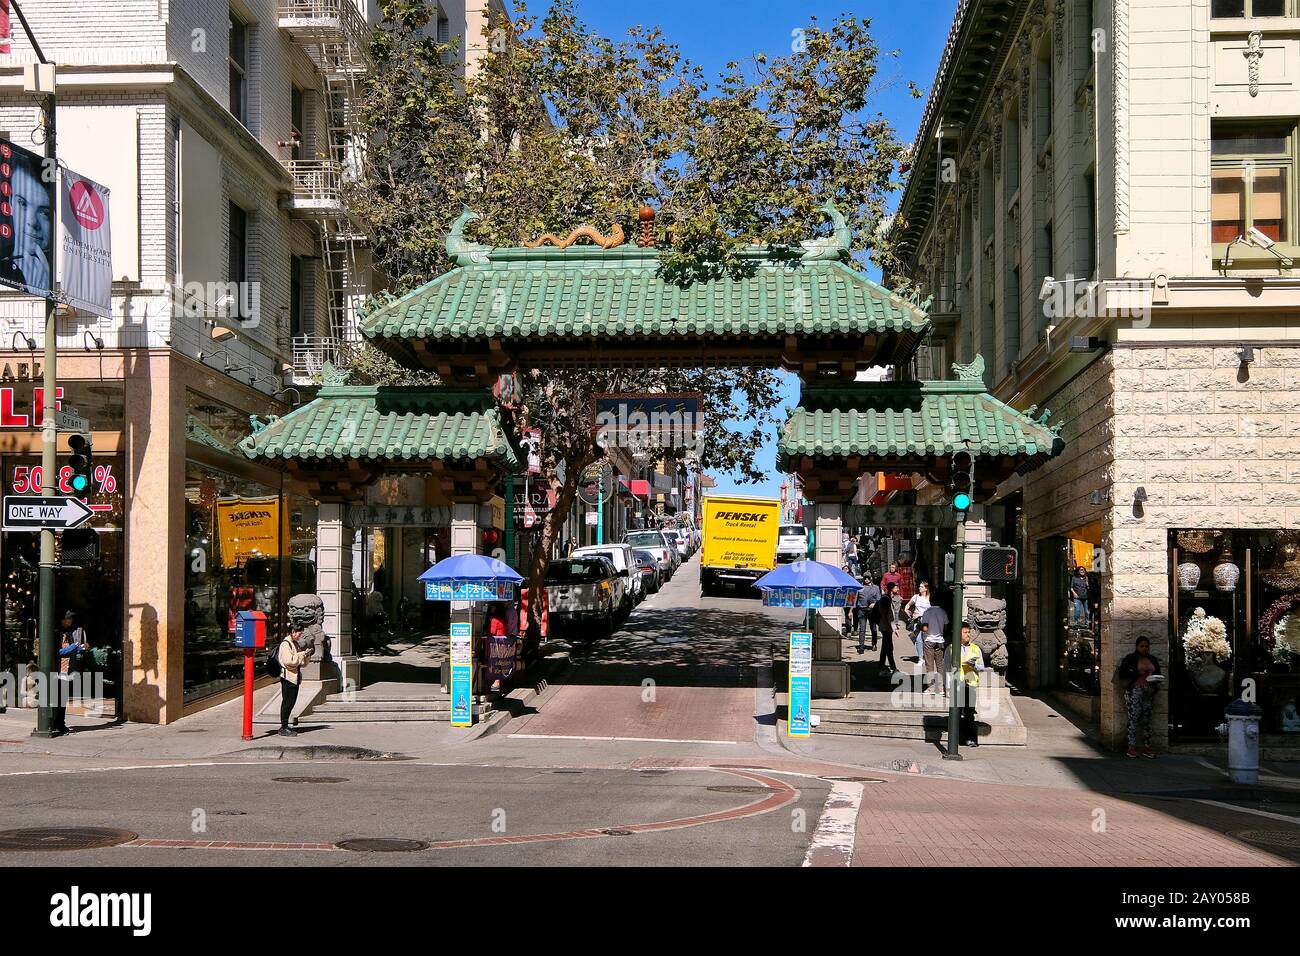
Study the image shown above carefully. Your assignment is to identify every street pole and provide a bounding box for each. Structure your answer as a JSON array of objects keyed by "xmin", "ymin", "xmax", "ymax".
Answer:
[
  {"xmin": 596, "ymin": 470, "xmax": 604, "ymax": 545},
  {"xmin": 504, "ymin": 474, "xmax": 515, "ymax": 569},
  {"xmin": 12, "ymin": 1, "xmax": 61, "ymax": 739},
  {"xmin": 944, "ymin": 510, "xmax": 967, "ymax": 760}
]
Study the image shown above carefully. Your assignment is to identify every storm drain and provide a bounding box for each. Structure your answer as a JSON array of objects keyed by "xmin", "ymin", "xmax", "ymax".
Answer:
[
  {"xmin": 636, "ymin": 770, "xmax": 669, "ymax": 776},
  {"xmin": 548, "ymin": 769, "xmax": 585, "ymax": 774},
  {"xmin": 272, "ymin": 776, "xmax": 348, "ymax": 784},
  {"xmin": 706, "ymin": 785, "xmax": 776, "ymax": 794},
  {"xmin": 336, "ymin": 838, "xmax": 429, "ymax": 853},
  {"xmin": 601, "ymin": 829, "xmax": 634, "ymax": 836},
  {"xmin": 820, "ymin": 775, "xmax": 888, "ymax": 784},
  {"xmin": 0, "ymin": 827, "xmax": 138, "ymax": 851},
  {"xmin": 1232, "ymin": 830, "xmax": 1300, "ymax": 851}
]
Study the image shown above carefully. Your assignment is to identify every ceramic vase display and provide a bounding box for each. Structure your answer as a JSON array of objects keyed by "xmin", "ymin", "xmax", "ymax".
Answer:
[
  {"xmin": 1213, "ymin": 547, "xmax": 1240, "ymax": 592},
  {"xmin": 1177, "ymin": 561, "xmax": 1201, "ymax": 592},
  {"xmin": 1186, "ymin": 657, "xmax": 1228, "ymax": 694}
]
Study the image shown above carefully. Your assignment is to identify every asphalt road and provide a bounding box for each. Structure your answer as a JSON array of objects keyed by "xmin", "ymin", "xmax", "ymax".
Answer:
[{"xmin": 0, "ymin": 760, "xmax": 829, "ymax": 866}]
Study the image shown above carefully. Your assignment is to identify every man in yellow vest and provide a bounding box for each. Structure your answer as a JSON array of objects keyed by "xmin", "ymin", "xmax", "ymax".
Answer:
[{"xmin": 945, "ymin": 621, "xmax": 985, "ymax": 747}]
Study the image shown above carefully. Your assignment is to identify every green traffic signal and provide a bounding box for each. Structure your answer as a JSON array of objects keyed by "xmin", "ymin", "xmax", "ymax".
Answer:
[
  {"xmin": 953, "ymin": 492, "xmax": 972, "ymax": 512},
  {"xmin": 71, "ymin": 474, "xmax": 89, "ymax": 493}
]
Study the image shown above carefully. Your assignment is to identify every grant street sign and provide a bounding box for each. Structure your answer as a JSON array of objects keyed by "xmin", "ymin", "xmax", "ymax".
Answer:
[
  {"xmin": 56, "ymin": 405, "xmax": 90, "ymax": 433},
  {"xmin": 3, "ymin": 495, "xmax": 94, "ymax": 531}
]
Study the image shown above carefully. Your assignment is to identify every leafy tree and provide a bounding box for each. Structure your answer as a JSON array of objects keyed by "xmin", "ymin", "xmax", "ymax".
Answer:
[{"xmin": 351, "ymin": 0, "xmax": 912, "ymax": 643}]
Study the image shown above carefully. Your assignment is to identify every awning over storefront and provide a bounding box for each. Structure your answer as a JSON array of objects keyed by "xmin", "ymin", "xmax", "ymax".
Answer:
[
  {"xmin": 238, "ymin": 385, "xmax": 518, "ymax": 501},
  {"xmin": 360, "ymin": 206, "xmax": 931, "ymax": 383},
  {"xmin": 777, "ymin": 375, "xmax": 1064, "ymax": 501}
]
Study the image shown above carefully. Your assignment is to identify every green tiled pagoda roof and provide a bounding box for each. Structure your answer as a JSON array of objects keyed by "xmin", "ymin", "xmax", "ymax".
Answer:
[
  {"xmin": 238, "ymin": 386, "xmax": 518, "ymax": 469},
  {"xmin": 777, "ymin": 379, "xmax": 1063, "ymax": 473},
  {"xmin": 359, "ymin": 206, "xmax": 928, "ymax": 348}
]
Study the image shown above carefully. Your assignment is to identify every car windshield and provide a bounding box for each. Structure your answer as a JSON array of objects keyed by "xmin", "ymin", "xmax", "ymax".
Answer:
[
  {"xmin": 779, "ymin": 526, "xmax": 805, "ymax": 537},
  {"xmin": 546, "ymin": 560, "xmax": 608, "ymax": 583},
  {"xmin": 625, "ymin": 532, "xmax": 664, "ymax": 547}
]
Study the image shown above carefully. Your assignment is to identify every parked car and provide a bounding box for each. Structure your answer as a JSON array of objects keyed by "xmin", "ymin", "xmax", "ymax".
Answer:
[
  {"xmin": 632, "ymin": 548, "xmax": 661, "ymax": 594},
  {"xmin": 665, "ymin": 529, "xmax": 690, "ymax": 560},
  {"xmin": 623, "ymin": 530, "xmax": 676, "ymax": 580},
  {"xmin": 571, "ymin": 544, "xmax": 638, "ymax": 613},
  {"xmin": 545, "ymin": 555, "xmax": 619, "ymax": 637},
  {"xmin": 776, "ymin": 524, "xmax": 810, "ymax": 563}
]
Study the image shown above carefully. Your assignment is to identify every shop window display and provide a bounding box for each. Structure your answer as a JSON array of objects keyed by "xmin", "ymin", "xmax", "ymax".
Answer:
[
  {"xmin": 1168, "ymin": 529, "xmax": 1300, "ymax": 740},
  {"xmin": 183, "ymin": 463, "xmax": 286, "ymax": 703}
]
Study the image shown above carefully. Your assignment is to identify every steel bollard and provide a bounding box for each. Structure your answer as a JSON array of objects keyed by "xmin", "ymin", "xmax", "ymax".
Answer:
[{"xmin": 1216, "ymin": 698, "xmax": 1263, "ymax": 785}]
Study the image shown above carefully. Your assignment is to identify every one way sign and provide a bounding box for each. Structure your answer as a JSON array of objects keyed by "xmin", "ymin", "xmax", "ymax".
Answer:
[{"xmin": 3, "ymin": 496, "xmax": 94, "ymax": 531}]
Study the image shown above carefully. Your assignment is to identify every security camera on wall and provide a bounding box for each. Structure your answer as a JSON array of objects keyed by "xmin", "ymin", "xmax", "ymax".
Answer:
[
  {"xmin": 1038, "ymin": 276, "xmax": 1056, "ymax": 302},
  {"xmin": 1246, "ymin": 226, "xmax": 1276, "ymax": 250}
]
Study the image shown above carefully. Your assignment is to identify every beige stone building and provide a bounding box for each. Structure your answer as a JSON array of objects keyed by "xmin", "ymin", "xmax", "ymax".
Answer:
[
  {"xmin": 894, "ymin": 0, "xmax": 1300, "ymax": 749},
  {"xmin": 0, "ymin": 1, "xmax": 500, "ymax": 722}
]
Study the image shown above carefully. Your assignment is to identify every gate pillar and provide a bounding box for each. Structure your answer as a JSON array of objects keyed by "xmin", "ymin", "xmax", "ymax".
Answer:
[
  {"xmin": 317, "ymin": 502, "xmax": 359, "ymax": 692},
  {"xmin": 811, "ymin": 501, "xmax": 851, "ymax": 698}
]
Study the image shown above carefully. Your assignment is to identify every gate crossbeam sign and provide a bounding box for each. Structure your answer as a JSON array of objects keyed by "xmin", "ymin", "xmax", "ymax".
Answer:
[{"xmin": 3, "ymin": 495, "xmax": 94, "ymax": 531}]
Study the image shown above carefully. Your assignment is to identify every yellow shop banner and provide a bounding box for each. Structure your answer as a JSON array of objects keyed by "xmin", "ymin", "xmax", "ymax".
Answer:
[{"xmin": 216, "ymin": 495, "xmax": 280, "ymax": 564}]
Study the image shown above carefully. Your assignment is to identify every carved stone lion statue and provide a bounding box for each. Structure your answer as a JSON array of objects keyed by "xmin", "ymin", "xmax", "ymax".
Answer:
[
  {"xmin": 966, "ymin": 596, "xmax": 1009, "ymax": 671},
  {"xmin": 287, "ymin": 593, "xmax": 329, "ymax": 663}
]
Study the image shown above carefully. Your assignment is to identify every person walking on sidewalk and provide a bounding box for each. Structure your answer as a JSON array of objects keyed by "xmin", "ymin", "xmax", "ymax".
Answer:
[
  {"xmin": 878, "ymin": 581, "xmax": 900, "ymax": 676},
  {"xmin": 945, "ymin": 622, "xmax": 985, "ymax": 746},
  {"xmin": 1116, "ymin": 635, "xmax": 1162, "ymax": 758},
  {"xmin": 856, "ymin": 574, "xmax": 881, "ymax": 654},
  {"xmin": 904, "ymin": 581, "xmax": 932, "ymax": 664},
  {"xmin": 918, "ymin": 598, "xmax": 949, "ymax": 698},
  {"xmin": 881, "ymin": 562, "xmax": 901, "ymax": 596},
  {"xmin": 276, "ymin": 627, "xmax": 312, "ymax": 737}
]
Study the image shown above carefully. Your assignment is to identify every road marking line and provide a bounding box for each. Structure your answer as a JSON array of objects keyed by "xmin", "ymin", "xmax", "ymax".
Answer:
[
  {"xmin": 802, "ymin": 780, "xmax": 864, "ymax": 867},
  {"xmin": 1192, "ymin": 799, "xmax": 1300, "ymax": 828},
  {"xmin": 509, "ymin": 733, "xmax": 739, "ymax": 745}
]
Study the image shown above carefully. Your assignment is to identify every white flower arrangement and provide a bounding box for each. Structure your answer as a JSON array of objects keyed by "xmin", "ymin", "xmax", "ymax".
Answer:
[
  {"xmin": 1182, "ymin": 607, "xmax": 1232, "ymax": 664},
  {"xmin": 1273, "ymin": 635, "xmax": 1298, "ymax": 664}
]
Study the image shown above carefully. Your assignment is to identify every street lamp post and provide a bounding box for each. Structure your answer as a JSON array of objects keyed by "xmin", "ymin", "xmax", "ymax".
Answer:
[
  {"xmin": 944, "ymin": 509, "xmax": 967, "ymax": 760},
  {"xmin": 12, "ymin": 1, "xmax": 63, "ymax": 739}
]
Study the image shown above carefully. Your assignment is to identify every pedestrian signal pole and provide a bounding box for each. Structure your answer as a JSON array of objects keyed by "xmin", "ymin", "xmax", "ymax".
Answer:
[{"xmin": 944, "ymin": 449, "xmax": 975, "ymax": 760}]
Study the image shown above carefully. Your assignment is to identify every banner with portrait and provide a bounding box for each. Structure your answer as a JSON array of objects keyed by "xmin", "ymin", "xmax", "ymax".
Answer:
[{"xmin": 0, "ymin": 138, "xmax": 54, "ymax": 299}]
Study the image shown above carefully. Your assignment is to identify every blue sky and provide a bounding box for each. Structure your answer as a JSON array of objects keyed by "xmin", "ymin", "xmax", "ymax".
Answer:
[{"xmin": 532, "ymin": 0, "xmax": 958, "ymax": 498}]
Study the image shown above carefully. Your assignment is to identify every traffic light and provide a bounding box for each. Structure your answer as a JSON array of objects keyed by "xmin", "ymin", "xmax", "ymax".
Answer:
[
  {"xmin": 979, "ymin": 546, "xmax": 1019, "ymax": 582},
  {"xmin": 949, "ymin": 449, "xmax": 975, "ymax": 512},
  {"xmin": 67, "ymin": 433, "xmax": 93, "ymax": 494}
]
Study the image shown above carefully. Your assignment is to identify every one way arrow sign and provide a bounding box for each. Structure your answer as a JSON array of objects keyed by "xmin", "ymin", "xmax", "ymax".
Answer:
[{"xmin": 3, "ymin": 496, "xmax": 95, "ymax": 531}]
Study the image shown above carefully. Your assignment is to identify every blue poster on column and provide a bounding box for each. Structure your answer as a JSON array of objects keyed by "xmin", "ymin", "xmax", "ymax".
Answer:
[
  {"xmin": 449, "ymin": 622, "xmax": 473, "ymax": 727},
  {"xmin": 788, "ymin": 630, "xmax": 813, "ymax": 738}
]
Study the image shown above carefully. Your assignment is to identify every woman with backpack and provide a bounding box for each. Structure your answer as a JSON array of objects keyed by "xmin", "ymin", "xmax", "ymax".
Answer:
[{"xmin": 275, "ymin": 627, "xmax": 312, "ymax": 737}]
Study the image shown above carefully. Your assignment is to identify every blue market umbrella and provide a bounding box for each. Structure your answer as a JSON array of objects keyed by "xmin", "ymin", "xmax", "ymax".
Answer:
[
  {"xmin": 753, "ymin": 560, "xmax": 862, "ymax": 591},
  {"xmin": 418, "ymin": 553, "xmax": 523, "ymax": 583}
]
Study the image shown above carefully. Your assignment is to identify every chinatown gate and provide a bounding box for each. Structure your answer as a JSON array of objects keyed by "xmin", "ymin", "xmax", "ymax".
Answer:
[{"xmin": 239, "ymin": 205, "xmax": 1062, "ymax": 698}]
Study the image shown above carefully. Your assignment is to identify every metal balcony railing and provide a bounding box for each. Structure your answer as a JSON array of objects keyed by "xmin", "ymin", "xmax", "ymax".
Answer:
[{"xmin": 283, "ymin": 160, "xmax": 344, "ymax": 214}]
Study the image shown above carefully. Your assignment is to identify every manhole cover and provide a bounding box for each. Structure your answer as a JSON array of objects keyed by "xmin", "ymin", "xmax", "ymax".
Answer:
[
  {"xmin": 1233, "ymin": 830, "xmax": 1300, "ymax": 850},
  {"xmin": 602, "ymin": 828, "xmax": 634, "ymax": 836},
  {"xmin": 336, "ymin": 838, "xmax": 429, "ymax": 853},
  {"xmin": 636, "ymin": 769, "xmax": 669, "ymax": 776},
  {"xmin": 177, "ymin": 728, "xmax": 208, "ymax": 734},
  {"xmin": 272, "ymin": 776, "xmax": 348, "ymax": 784},
  {"xmin": 548, "ymin": 769, "xmax": 585, "ymax": 774},
  {"xmin": 707, "ymin": 785, "xmax": 776, "ymax": 794},
  {"xmin": 820, "ymin": 776, "xmax": 887, "ymax": 784},
  {"xmin": 212, "ymin": 810, "xmax": 246, "ymax": 816},
  {"xmin": 0, "ymin": 827, "xmax": 138, "ymax": 851}
]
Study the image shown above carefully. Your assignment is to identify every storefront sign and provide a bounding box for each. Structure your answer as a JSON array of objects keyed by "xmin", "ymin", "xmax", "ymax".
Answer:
[
  {"xmin": 449, "ymin": 621, "xmax": 473, "ymax": 727},
  {"xmin": 788, "ymin": 630, "xmax": 813, "ymax": 738},
  {"xmin": 843, "ymin": 504, "xmax": 958, "ymax": 529},
  {"xmin": 216, "ymin": 495, "xmax": 280, "ymax": 564},
  {"xmin": 0, "ymin": 385, "xmax": 61, "ymax": 428}
]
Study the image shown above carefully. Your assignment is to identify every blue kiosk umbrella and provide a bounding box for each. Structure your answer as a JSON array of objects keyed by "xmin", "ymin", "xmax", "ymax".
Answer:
[
  {"xmin": 753, "ymin": 559, "xmax": 863, "ymax": 610},
  {"xmin": 418, "ymin": 553, "xmax": 523, "ymax": 602}
]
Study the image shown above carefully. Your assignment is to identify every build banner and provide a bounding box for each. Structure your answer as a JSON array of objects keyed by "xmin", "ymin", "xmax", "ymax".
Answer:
[
  {"xmin": 0, "ymin": 138, "xmax": 54, "ymax": 298},
  {"xmin": 60, "ymin": 170, "xmax": 112, "ymax": 318}
]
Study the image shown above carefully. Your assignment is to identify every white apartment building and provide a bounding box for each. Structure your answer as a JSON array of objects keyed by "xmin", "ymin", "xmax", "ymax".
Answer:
[
  {"xmin": 895, "ymin": 0, "xmax": 1300, "ymax": 751},
  {"xmin": 0, "ymin": 0, "xmax": 499, "ymax": 723}
]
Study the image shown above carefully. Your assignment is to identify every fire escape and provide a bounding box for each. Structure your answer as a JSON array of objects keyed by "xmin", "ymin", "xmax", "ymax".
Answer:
[{"xmin": 277, "ymin": 0, "xmax": 372, "ymax": 384}]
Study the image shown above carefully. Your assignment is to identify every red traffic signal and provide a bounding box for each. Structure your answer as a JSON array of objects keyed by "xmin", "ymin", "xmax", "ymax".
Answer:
[{"xmin": 979, "ymin": 546, "xmax": 1019, "ymax": 582}]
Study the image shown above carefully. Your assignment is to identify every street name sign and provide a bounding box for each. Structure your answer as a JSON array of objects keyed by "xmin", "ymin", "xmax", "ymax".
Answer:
[
  {"xmin": 56, "ymin": 405, "xmax": 90, "ymax": 433},
  {"xmin": 3, "ymin": 495, "xmax": 94, "ymax": 531}
]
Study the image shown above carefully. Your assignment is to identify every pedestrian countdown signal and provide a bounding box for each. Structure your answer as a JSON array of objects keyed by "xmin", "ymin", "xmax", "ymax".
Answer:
[{"xmin": 979, "ymin": 546, "xmax": 1019, "ymax": 583}]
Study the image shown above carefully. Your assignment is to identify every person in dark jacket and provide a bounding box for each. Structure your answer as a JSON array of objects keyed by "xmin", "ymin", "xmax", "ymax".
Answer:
[
  {"xmin": 52, "ymin": 611, "xmax": 89, "ymax": 735},
  {"xmin": 856, "ymin": 574, "xmax": 882, "ymax": 654},
  {"xmin": 1116, "ymin": 635, "xmax": 1162, "ymax": 758},
  {"xmin": 877, "ymin": 581, "xmax": 900, "ymax": 676}
]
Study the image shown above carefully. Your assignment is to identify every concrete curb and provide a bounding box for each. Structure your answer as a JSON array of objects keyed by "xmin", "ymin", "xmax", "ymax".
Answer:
[{"xmin": 467, "ymin": 651, "xmax": 573, "ymax": 741}]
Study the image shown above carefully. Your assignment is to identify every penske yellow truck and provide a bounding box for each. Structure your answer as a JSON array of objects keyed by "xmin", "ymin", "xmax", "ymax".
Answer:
[{"xmin": 699, "ymin": 495, "xmax": 781, "ymax": 596}]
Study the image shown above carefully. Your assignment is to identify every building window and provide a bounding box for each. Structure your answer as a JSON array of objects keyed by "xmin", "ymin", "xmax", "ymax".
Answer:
[
  {"xmin": 1084, "ymin": 169, "xmax": 1097, "ymax": 277},
  {"xmin": 1211, "ymin": 0, "xmax": 1288, "ymax": 16},
  {"xmin": 229, "ymin": 13, "xmax": 248, "ymax": 127},
  {"xmin": 290, "ymin": 86, "xmax": 304, "ymax": 162},
  {"xmin": 1044, "ymin": 220, "xmax": 1054, "ymax": 279},
  {"xmin": 228, "ymin": 202, "xmax": 247, "ymax": 289},
  {"xmin": 1211, "ymin": 123, "xmax": 1293, "ymax": 246},
  {"xmin": 290, "ymin": 254, "xmax": 306, "ymax": 338}
]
